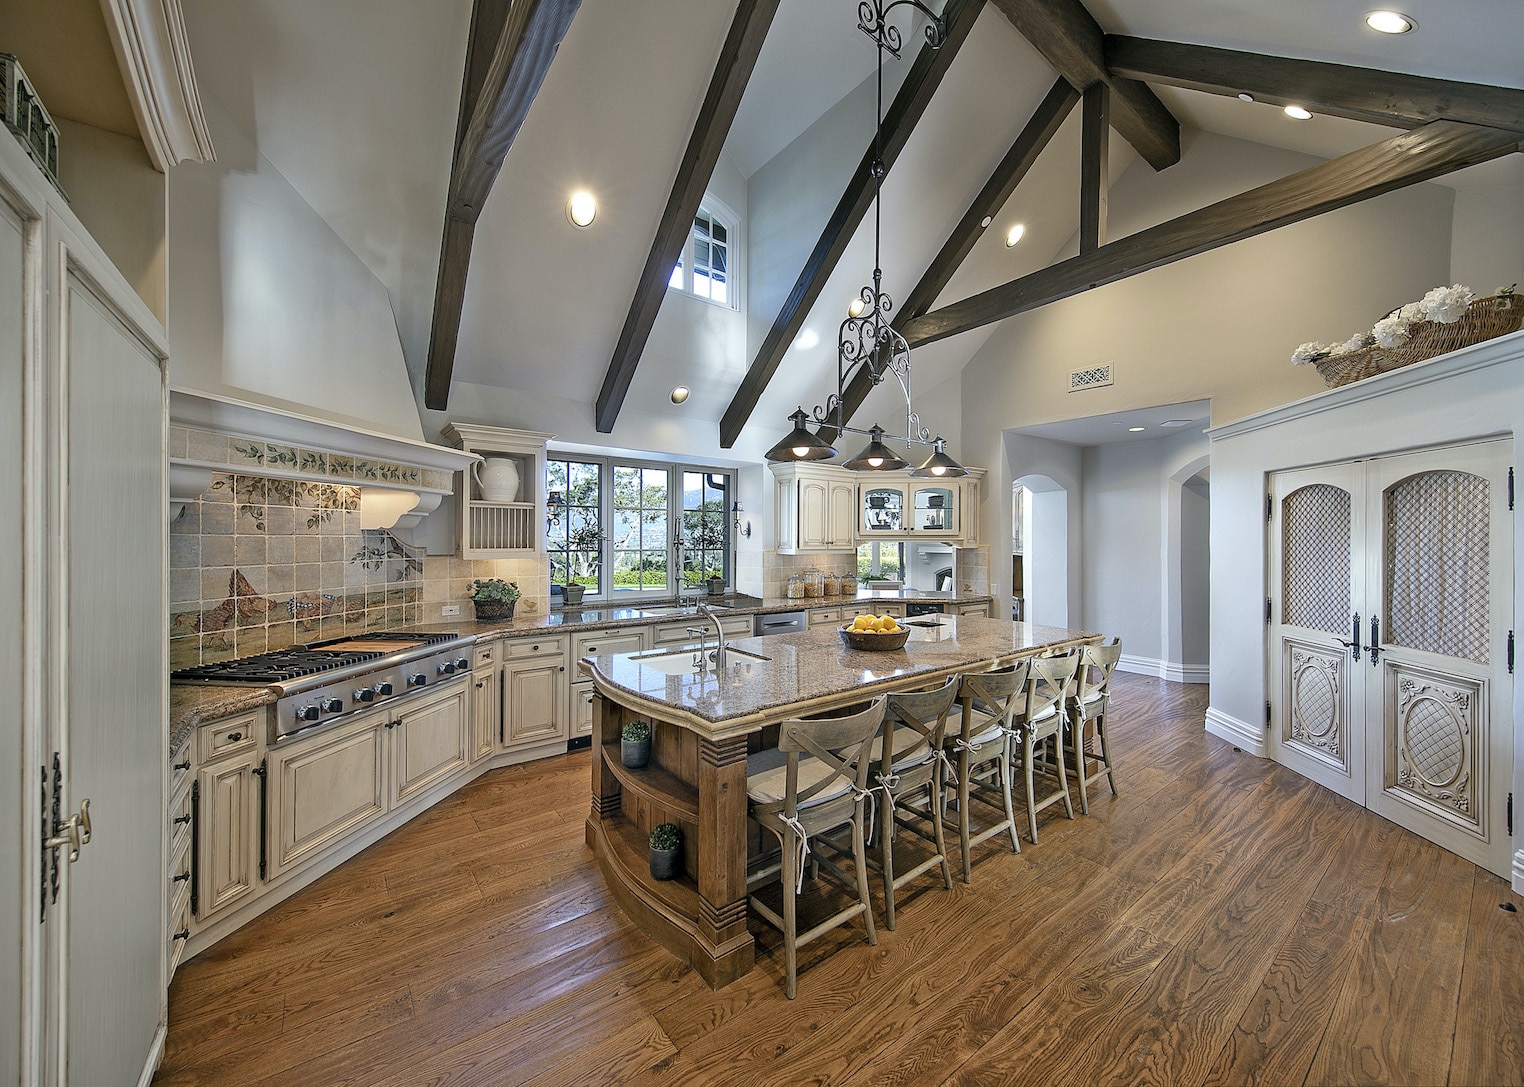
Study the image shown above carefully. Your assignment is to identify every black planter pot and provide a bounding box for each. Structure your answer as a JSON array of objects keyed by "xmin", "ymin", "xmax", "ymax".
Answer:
[
  {"xmin": 621, "ymin": 736, "xmax": 650, "ymax": 768},
  {"xmin": 649, "ymin": 844, "xmax": 682, "ymax": 881}
]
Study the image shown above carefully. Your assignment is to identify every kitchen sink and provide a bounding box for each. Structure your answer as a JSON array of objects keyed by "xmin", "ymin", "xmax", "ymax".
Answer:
[
  {"xmin": 632, "ymin": 603, "xmax": 732, "ymax": 618},
  {"xmin": 630, "ymin": 647, "xmax": 770, "ymax": 675}
]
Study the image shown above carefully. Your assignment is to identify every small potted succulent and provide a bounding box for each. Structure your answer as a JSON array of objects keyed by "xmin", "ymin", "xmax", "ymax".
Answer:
[
  {"xmin": 648, "ymin": 822, "xmax": 682, "ymax": 881},
  {"xmin": 621, "ymin": 720, "xmax": 651, "ymax": 768},
  {"xmin": 468, "ymin": 578, "xmax": 521, "ymax": 621}
]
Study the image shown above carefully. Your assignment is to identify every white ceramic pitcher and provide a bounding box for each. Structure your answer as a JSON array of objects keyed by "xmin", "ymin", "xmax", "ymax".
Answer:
[{"xmin": 472, "ymin": 456, "xmax": 521, "ymax": 503}]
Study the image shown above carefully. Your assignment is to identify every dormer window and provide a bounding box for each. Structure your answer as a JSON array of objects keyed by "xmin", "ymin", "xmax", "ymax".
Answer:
[{"xmin": 668, "ymin": 201, "xmax": 739, "ymax": 308}]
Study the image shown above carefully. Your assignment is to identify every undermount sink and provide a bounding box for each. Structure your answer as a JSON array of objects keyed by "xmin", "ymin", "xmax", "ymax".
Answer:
[
  {"xmin": 632, "ymin": 603, "xmax": 731, "ymax": 618},
  {"xmin": 630, "ymin": 647, "xmax": 770, "ymax": 675}
]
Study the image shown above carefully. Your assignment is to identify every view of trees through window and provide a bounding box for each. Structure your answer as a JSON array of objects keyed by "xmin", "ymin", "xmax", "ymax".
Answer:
[
  {"xmin": 546, "ymin": 457, "xmax": 734, "ymax": 599},
  {"xmin": 857, "ymin": 540, "xmax": 904, "ymax": 583}
]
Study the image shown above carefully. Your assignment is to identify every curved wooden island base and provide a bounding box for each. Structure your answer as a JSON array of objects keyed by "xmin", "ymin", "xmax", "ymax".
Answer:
[{"xmin": 582, "ymin": 617, "xmax": 1098, "ymax": 988}]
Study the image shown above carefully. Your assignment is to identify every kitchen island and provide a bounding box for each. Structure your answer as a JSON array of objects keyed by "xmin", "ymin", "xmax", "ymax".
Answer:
[{"xmin": 579, "ymin": 615, "xmax": 1099, "ymax": 988}]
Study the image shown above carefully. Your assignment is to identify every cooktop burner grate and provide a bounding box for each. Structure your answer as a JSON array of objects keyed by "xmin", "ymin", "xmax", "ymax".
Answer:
[{"xmin": 171, "ymin": 631, "xmax": 462, "ymax": 684}]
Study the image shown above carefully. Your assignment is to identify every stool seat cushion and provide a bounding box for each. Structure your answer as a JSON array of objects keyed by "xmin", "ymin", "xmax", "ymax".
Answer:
[
  {"xmin": 868, "ymin": 725, "xmax": 934, "ymax": 771},
  {"xmin": 746, "ymin": 748, "xmax": 851, "ymax": 808}
]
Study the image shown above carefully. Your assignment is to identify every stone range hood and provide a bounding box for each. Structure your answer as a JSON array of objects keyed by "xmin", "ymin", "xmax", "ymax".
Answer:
[{"xmin": 169, "ymin": 388, "xmax": 479, "ymax": 538}]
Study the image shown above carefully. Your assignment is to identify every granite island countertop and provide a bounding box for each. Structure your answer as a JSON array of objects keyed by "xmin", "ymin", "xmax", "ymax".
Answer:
[{"xmin": 579, "ymin": 615, "xmax": 1096, "ymax": 740}]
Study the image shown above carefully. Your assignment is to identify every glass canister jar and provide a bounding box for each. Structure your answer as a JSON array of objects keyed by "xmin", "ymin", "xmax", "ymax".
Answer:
[
  {"xmin": 822, "ymin": 571, "xmax": 839, "ymax": 596},
  {"xmin": 804, "ymin": 567, "xmax": 824, "ymax": 598},
  {"xmin": 786, "ymin": 573, "xmax": 805, "ymax": 600}
]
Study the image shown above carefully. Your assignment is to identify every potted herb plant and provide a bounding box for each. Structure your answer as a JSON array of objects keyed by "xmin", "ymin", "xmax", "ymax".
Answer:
[
  {"xmin": 468, "ymin": 578, "xmax": 521, "ymax": 621},
  {"xmin": 621, "ymin": 720, "xmax": 651, "ymax": 768},
  {"xmin": 648, "ymin": 822, "xmax": 682, "ymax": 881}
]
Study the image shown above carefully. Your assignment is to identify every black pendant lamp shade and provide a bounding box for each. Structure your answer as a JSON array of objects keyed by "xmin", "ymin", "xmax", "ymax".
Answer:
[
  {"xmin": 765, "ymin": 407, "xmax": 838, "ymax": 462},
  {"xmin": 908, "ymin": 437, "xmax": 968, "ymax": 478},
  {"xmin": 842, "ymin": 425, "xmax": 908, "ymax": 472}
]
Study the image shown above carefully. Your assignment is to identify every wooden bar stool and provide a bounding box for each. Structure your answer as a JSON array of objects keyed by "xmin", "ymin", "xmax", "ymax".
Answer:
[
  {"xmin": 867, "ymin": 675, "xmax": 961, "ymax": 929},
  {"xmin": 1065, "ymin": 637, "xmax": 1122, "ymax": 815},
  {"xmin": 1013, "ymin": 652, "xmax": 1080, "ymax": 844},
  {"xmin": 746, "ymin": 697, "xmax": 886, "ymax": 999},
  {"xmin": 943, "ymin": 661, "xmax": 1031, "ymax": 883}
]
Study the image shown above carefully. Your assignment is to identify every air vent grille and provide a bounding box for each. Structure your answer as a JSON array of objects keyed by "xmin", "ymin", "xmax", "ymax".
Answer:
[{"xmin": 1069, "ymin": 364, "xmax": 1113, "ymax": 391}]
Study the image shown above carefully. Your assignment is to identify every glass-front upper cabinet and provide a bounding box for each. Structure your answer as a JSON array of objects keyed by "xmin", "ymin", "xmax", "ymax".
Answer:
[
  {"xmin": 911, "ymin": 484, "xmax": 957, "ymax": 534},
  {"xmin": 860, "ymin": 485, "xmax": 905, "ymax": 533}
]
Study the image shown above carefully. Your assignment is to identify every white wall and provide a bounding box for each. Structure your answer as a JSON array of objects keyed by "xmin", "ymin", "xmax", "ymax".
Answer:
[
  {"xmin": 1451, "ymin": 183, "xmax": 1524, "ymax": 298},
  {"xmin": 1004, "ymin": 432, "xmax": 1083, "ymax": 625},
  {"xmin": 1177, "ymin": 473, "xmax": 1211, "ymax": 678},
  {"xmin": 168, "ymin": 96, "xmax": 423, "ymax": 440}
]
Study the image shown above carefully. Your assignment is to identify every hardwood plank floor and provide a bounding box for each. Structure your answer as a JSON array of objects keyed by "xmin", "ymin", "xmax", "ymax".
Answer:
[{"xmin": 155, "ymin": 675, "xmax": 1524, "ymax": 1087}]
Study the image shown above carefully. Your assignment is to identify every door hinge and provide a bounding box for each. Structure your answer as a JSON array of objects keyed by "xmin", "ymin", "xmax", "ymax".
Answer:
[
  {"xmin": 1265, "ymin": 597, "xmax": 1273, "ymax": 625},
  {"xmin": 1266, "ymin": 493, "xmax": 1274, "ymax": 520},
  {"xmin": 1508, "ymin": 466, "xmax": 1514, "ymax": 511},
  {"xmin": 1265, "ymin": 700, "xmax": 1272, "ymax": 729},
  {"xmin": 39, "ymin": 763, "xmax": 51, "ymax": 924}
]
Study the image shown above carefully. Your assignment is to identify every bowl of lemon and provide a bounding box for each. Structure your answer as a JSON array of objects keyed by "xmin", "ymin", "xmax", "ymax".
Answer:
[{"xmin": 839, "ymin": 613, "xmax": 911, "ymax": 651}]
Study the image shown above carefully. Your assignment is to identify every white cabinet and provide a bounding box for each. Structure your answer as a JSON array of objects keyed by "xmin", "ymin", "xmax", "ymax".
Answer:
[
  {"xmin": 391, "ymin": 682, "xmax": 469, "ymax": 805},
  {"xmin": 442, "ymin": 423, "xmax": 555, "ymax": 558},
  {"xmin": 195, "ymin": 743, "xmax": 261, "ymax": 921},
  {"xmin": 650, "ymin": 616, "xmax": 752, "ymax": 649},
  {"xmin": 570, "ymin": 680, "xmax": 598, "ymax": 741},
  {"xmin": 854, "ymin": 470, "xmax": 984, "ymax": 541},
  {"xmin": 772, "ymin": 464, "xmax": 858, "ymax": 553},
  {"xmin": 470, "ymin": 644, "xmax": 500, "ymax": 765},
  {"xmin": 502, "ymin": 636, "xmax": 569, "ymax": 749},
  {"xmin": 957, "ymin": 601, "xmax": 992, "ymax": 618},
  {"xmin": 268, "ymin": 710, "xmax": 388, "ymax": 879}
]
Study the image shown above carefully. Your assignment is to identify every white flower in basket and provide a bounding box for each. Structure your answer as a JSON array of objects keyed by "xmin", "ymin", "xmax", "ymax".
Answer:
[
  {"xmin": 1330, "ymin": 330, "xmax": 1373, "ymax": 356},
  {"xmin": 1419, "ymin": 283, "xmax": 1474, "ymax": 324},
  {"xmin": 1373, "ymin": 314, "xmax": 1412, "ymax": 348},
  {"xmin": 1291, "ymin": 341, "xmax": 1332, "ymax": 365}
]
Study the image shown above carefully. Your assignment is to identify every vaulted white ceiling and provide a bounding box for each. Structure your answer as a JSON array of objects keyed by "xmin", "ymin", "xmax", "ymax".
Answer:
[{"xmin": 175, "ymin": 0, "xmax": 1524, "ymax": 448}]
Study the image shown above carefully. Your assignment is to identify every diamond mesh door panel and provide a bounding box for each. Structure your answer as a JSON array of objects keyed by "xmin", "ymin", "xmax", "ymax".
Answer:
[
  {"xmin": 1282, "ymin": 485, "xmax": 1352, "ymax": 634},
  {"xmin": 1385, "ymin": 471, "xmax": 1490, "ymax": 663}
]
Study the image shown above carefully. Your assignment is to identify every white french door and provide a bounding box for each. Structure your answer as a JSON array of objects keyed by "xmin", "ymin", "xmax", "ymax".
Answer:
[{"xmin": 1269, "ymin": 439, "xmax": 1514, "ymax": 876}]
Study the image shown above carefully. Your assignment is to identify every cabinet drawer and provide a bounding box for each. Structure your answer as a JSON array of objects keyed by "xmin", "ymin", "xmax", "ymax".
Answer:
[
  {"xmin": 502, "ymin": 635, "xmax": 567, "ymax": 660},
  {"xmin": 957, "ymin": 602, "xmax": 991, "ymax": 617},
  {"xmin": 168, "ymin": 829, "xmax": 193, "ymax": 893},
  {"xmin": 569, "ymin": 679, "xmax": 597, "ymax": 739},
  {"xmin": 474, "ymin": 642, "xmax": 498, "ymax": 668},
  {"xmin": 572, "ymin": 628, "xmax": 645, "ymax": 658},
  {"xmin": 169, "ymin": 737, "xmax": 193, "ymax": 795},
  {"xmin": 168, "ymin": 780, "xmax": 194, "ymax": 857},
  {"xmin": 198, "ymin": 711, "xmax": 260, "ymax": 762},
  {"xmin": 651, "ymin": 616, "xmax": 751, "ymax": 647},
  {"xmin": 808, "ymin": 607, "xmax": 843, "ymax": 626},
  {"xmin": 167, "ymin": 885, "xmax": 191, "ymax": 977}
]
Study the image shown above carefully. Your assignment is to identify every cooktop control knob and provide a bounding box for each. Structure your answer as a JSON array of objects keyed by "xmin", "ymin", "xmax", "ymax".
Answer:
[
  {"xmin": 375, "ymin": 681, "xmax": 394, "ymax": 696},
  {"xmin": 407, "ymin": 673, "xmax": 427, "ymax": 688},
  {"xmin": 455, "ymin": 657, "xmax": 471, "ymax": 671},
  {"xmin": 438, "ymin": 661, "xmax": 457, "ymax": 675},
  {"xmin": 321, "ymin": 697, "xmax": 344, "ymax": 714},
  {"xmin": 354, "ymin": 687, "xmax": 375, "ymax": 703},
  {"xmin": 296, "ymin": 705, "xmax": 321, "ymax": 722}
]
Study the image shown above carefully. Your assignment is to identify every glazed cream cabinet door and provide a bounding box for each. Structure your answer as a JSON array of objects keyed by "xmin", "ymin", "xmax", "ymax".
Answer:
[
  {"xmin": 391, "ymin": 682, "xmax": 469, "ymax": 805},
  {"xmin": 269, "ymin": 712, "xmax": 388, "ymax": 878},
  {"xmin": 195, "ymin": 752, "xmax": 260, "ymax": 921},
  {"xmin": 798, "ymin": 479, "xmax": 829, "ymax": 549},
  {"xmin": 504, "ymin": 659, "xmax": 568, "ymax": 747},
  {"xmin": 826, "ymin": 481, "xmax": 857, "ymax": 548},
  {"xmin": 470, "ymin": 666, "xmax": 500, "ymax": 763}
]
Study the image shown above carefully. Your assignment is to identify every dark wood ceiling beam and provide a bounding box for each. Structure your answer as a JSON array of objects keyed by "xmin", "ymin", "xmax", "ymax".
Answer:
[
  {"xmin": 1079, "ymin": 81, "xmax": 1109, "ymax": 253},
  {"xmin": 423, "ymin": 0, "xmax": 582, "ymax": 411},
  {"xmin": 1105, "ymin": 36, "xmax": 1524, "ymax": 134},
  {"xmin": 817, "ymin": 77, "xmax": 1077, "ymax": 444},
  {"xmin": 594, "ymin": 0, "xmax": 781, "ymax": 434},
  {"xmin": 900, "ymin": 120, "xmax": 1520, "ymax": 348},
  {"xmin": 989, "ymin": 0, "xmax": 1179, "ymax": 170},
  {"xmin": 717, "ymin": 0, "xmax": 987, "ymax": 449}
]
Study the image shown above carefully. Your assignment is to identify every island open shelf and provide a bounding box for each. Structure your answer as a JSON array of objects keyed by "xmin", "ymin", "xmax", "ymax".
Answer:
[{"xmin": 581, "ymin": 615, "xmax": 1099, "ymax": 988}]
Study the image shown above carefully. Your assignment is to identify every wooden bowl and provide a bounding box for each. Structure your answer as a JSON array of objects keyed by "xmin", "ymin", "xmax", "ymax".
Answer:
[{"xmin": 838, "ymin": 625, "xmax": 911, "ymax": 651}]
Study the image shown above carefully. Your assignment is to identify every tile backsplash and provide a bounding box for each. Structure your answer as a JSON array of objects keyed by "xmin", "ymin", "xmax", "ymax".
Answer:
[{"xmin": 170, "ymin": 472, "xmax": 424, "ymax": 668}]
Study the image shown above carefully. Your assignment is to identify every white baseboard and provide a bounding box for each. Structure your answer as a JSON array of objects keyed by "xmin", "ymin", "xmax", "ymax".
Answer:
[
  {"xmin": 1118, "ymin": 653, "xmax": 1209, "ymax": 685},
  {"xmin": 1205, "ymin": 706, "xmax": 1266, "ymax": 757},
  {"xmin": 138, "ymin": 1022, "xmax": 166, "ymax": 1087}
]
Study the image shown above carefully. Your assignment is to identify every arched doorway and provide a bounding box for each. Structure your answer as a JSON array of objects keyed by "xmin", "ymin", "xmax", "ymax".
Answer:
[
  {"xmin": 1013, "ymin": 473, "xmax": 1069, "ymax": 627},
  {"xmin": 1165, "ymin": 457, "xmax": 1210, "ymax": 683}
]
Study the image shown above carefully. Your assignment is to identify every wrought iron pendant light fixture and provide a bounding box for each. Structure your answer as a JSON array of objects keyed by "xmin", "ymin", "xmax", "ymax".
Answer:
[{"xmin": 765, "ymin": 0, "xmax": 966, "ymax": 478}]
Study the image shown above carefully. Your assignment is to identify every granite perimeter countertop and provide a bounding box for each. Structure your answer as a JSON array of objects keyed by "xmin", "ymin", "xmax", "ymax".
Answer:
[
  {"xmin": 579, "ymin": 615, "xmax": 1097, "ymax": 740},
  {"xmin": 169, "ymin": 685, "xmax": 278, "ymax": 752}
]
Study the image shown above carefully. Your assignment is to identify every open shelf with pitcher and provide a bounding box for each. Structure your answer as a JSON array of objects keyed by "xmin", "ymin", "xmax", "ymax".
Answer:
[{"xmin": 442, "ymin": 423, "xmax": 555, "ymax": 558}]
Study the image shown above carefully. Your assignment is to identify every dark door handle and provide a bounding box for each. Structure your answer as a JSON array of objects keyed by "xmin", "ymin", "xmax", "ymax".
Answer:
[
  {"xmin": 1369, "ymin": 615, "xmax": 1381, "ymax": 666},
  {"xmin": 1337, "ymin": 612, "xmax": 1362, "ymax": 660}
]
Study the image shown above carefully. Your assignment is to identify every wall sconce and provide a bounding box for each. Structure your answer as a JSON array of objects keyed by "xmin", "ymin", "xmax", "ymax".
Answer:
[
  {"xmin": 546, "ymin": 490, "xmax": 565, "ymax": 529},
  {"xmin": 731, "ymin": 500, "xmax": 750, "ymax": 538}
]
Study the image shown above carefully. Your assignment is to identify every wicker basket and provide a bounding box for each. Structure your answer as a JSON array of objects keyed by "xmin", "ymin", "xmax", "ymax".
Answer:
[
  {"xmin": 1312, "ymin": 293, "xmax": 1522, "ymax": 389},
  {"xmin": 1381, "ymin": 293, "xmax": 1524, "ymax": 370},
  {"xmin": 472, "ymin": 599, "xmax": 517, "ymax": 622}
]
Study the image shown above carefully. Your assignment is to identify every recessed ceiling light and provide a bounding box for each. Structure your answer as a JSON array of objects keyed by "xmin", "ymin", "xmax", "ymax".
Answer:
[
  {"xmin": 793, "ymin": 329, "xmax": 820, "ymax": 351},
  {"xmin": 979, "ymin": 215, "xmax": 993, "ymax": 228},
  {"xmin": 669, "ymin": 386, "xmax": 689, "ymax": 405},
  {"xmin": 567, "ymin": 191, "xmax": 596, "ymax": 227},
  {"xmin": 1237, "ymin": 92, "xmax": 1255, "ymax": 103},
  {"xmin": 1005, "ymin": 223, "xmax": 1025, "ymax": 247},
  {"xmin": 1365, "ymin": 10, "xmax": 1415, "ymax": 33},
  {"xmin": 1127, "ymin": 426, "xmax": 1146, "ymax": 433},
  {"xmin": 847, "ymin": 297, "xmax": 866, "ymax": 318},
  {"xmin": 1284, "ymin": 105, "xmax": 1313, "ymax": 120}
]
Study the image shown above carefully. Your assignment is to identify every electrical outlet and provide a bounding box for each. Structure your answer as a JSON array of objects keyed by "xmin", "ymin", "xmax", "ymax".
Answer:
[{"xmin": 441, "ymin": 604, "xmax": 461, "ymax": 617}]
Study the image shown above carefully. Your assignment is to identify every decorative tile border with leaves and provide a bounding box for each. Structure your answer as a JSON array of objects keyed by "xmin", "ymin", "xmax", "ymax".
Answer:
[{"xmin": 174, "ymin": 425, "xmax": 454, "ymax": 492}]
